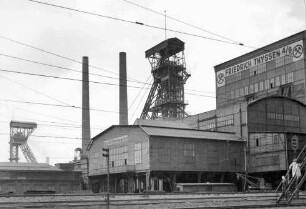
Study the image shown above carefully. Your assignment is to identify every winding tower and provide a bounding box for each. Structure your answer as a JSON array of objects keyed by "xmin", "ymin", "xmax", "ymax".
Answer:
[
  {"xmin": 9, "ymin": 120, "xmax": 38, "ymax": 163},
  {"xmin": 140, "ymin": 38, "xmax": 190, "ymax": 120}
]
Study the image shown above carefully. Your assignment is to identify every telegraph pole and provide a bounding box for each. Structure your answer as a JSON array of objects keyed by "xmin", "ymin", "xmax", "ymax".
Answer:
[{"xmin": 102, "ymin": 148, "xmax": 110, "ymax": 209}]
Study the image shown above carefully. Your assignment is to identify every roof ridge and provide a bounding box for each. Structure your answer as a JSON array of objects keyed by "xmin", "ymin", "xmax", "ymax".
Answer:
[{"xmin": 141, "ymin": 124, "xmax": 235, "ymax": 134}]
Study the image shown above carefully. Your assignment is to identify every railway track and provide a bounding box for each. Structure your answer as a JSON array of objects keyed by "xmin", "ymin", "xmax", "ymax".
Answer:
[{"xmin": 1, "ymin": 192, "xmax": 306, "ymax": 209}]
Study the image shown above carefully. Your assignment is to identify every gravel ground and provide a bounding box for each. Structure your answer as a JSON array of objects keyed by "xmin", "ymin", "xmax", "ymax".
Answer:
[{"xmin": 1, "ymin": 192, "xmax": 306, "ymax": 209}]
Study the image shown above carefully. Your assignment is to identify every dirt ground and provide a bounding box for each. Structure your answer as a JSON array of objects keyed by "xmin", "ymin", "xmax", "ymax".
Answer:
[{"xmin": 1, "ymin": 192, "xmax": 306, "ymax": 209}]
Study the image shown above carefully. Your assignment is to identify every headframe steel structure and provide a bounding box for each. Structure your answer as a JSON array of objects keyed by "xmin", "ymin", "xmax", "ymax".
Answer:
[
  {"xmin": 9, "ymin": 120, "xmax": 38, "ymax": 163},
  {"xmin": 140, "ymin": 38, "xmax": 190, "ymax": 120}
]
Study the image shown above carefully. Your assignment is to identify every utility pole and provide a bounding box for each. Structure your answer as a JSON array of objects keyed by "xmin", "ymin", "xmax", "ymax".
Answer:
[{"xmin": 102, "ymin": 148, "xmax": 110, "ymax": 209}]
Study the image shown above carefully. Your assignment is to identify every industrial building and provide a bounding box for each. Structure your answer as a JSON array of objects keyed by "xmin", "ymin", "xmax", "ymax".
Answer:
[
  {"xmin": 0, "ymin": 121, "xmax": 82, "ymax": 194},
  {"xmin": 181, "ymin": 31, "xmax": 306, "ymax": 188},
  {"xmin": 86, "ymin": 31, "xmax": 306, "ymax": 192},
  {"xmin": 0, "ymin": 162, "xmax": 81, "ymax": 194},
  {"xmin": 87, "ymin": 121, "xmax": 244, "ymax": 193},
  {"xmin": 86, "ymin": 38, "xmax": 244, "ymax": 193}
]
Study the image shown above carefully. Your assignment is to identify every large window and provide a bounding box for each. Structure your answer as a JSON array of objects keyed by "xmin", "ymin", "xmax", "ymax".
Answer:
[
  {"xmin": 134, "ymin": 143, "xmax": 142, "ymax": 164},
  {"xmin": 259, "ymin": 81, "xmax": 264, "ymax": 91},
  {"xmin": 270, "ymin": 78, "xmax": 275, "ymax": 88},
  {"xmin": 287, "ymin": 72, "xmax": 294, "ymax": 82},
  {"xmin": 250, "ymin": 84, "xmax": 254, "ymax": 94},
  {"xmin": 110, "ymin": 146, "xmax": 128, "ymax": 167},
  {"xmin": 275, "ymin": 76, "xmax": 280, "ymax": 87},
  {"xmin": 254, "ymin": 83, "xmax": 259, "ymax": 93},
  {"xmin": 199, "ymin": 119, "xmax": 215, "ymax": 130},
  {"xmin": 217, "ymin": 115, "xmax": 234, "ymax": 127}
]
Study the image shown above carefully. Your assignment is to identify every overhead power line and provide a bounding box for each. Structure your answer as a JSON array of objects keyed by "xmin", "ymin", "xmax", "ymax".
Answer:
[
  {"xmin": 121, "ymin": 0, "xmax": 243, "ymax": 45},
  {"xmin": 129, "ymin": 76, "xmax": 153, "ymax": 123},
  {"xmin": 0, "ymin": 67, "xmax": 218, "ymax": 98},
  {"xmin": 0, "ymin": 120, "xmax": 104, "ymax": 131},
  {"xmin": 0, "ymin": 74, "xmax": 71, "ymax": 106},
  {"xmin": 0, "ymin": 35, "xmax": 144, "ymax": 84},
  {"xmin": 0, "ymin": 52, "xmax": 151, "ymax": 86},
  {"xmin": 25, "ymin": 0, "xmax": 245, "ymax": 46},
  {"xmin": 0, "ymin": 98, "xmax": 119, "ymax": 113},
  {"xmin": 129, "ymin": 75, "xmax": 152, "ymax": 123},
  {"xmin": 0, "ymin": 110, "xmax": 106, "ymax": 130},
  {"xmin": 128, "ymin": 75, "xmax": 151, "ymax": 111},
  {"xmin": 0, "ymin": 52, "xmax": 217, "ymax": 94},
  {"xmin": 0, "ymin": 132, "xmax": 81, "ymax": 140},
  {"xmin": 0, "ymin": 68, "xmax": 146, "ymax": 89}
]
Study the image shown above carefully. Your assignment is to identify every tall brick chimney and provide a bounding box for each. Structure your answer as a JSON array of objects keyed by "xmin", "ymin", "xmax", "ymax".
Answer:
[
  {"xmin": 82, "ymin": 56, "xmax": 91, "ymax": 152},
  {"xmin": 119, "ymin": 52, "xmax": 128, "ymax": 125}
]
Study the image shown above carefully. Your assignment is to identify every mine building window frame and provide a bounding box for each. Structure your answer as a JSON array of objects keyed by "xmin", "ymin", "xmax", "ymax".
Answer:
[
  {"xmin": 280, "ymin": 84, "xmax": 292, "ymax": 98},
  {"xmin": 109, "ymin": 146, "xmax": 128, "ymax": 167},
  {"xmin": 246, "ymin": 94, "xmax": 255, "ymax": 103},
  {"xmin": 134, "ymin": 143, "xmax": 142, "ymax": 164},
  {"xmin": 255, "ymin": 138, "xmax": 260, "ymax": 147},
  {"xmin": 272, "ymin": 135, "xmax": 278, "ymax": 144},
  {"xmin": 270, "ymin": 78, "xmax": 275, "ymax": 89}
]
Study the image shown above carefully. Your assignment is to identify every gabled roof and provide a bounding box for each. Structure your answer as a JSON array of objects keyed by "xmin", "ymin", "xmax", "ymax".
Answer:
[
  {"xmin": 140, "ymin": 126, "xmax": 242, "ymax": 142},
  {"xmin": 87, "ymin": 121, "xmax": 244, "ymax": 151},
  {"xmin": 87, "ymin": 125, "xmax": 137, "ymax": 150}
]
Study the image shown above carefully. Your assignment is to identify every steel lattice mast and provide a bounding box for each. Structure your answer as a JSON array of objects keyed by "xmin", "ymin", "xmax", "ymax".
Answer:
[
  {"xmin": 140, "ymin": 38, "xmax": 190, "ymax": 120},
  {"xmin": 9, "ymin": 121, "xmax": 38, "ymax": 163}
]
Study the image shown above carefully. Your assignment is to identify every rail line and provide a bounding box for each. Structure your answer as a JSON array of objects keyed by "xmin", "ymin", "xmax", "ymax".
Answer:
[{"xmin": 1, "ymin": 193, "xmax": 306, "ymax": 209}]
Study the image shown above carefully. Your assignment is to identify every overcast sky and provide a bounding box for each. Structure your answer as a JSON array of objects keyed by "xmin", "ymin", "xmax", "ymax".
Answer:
[{"xmin": 0, "ymin": 0, "xmax": 304, "ymax": 165}]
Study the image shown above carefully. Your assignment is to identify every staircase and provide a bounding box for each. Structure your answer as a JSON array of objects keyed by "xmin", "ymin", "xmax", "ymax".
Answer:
[{"xmin": 276, "ymin": 144, "xmax": 306, "ymax": 204}]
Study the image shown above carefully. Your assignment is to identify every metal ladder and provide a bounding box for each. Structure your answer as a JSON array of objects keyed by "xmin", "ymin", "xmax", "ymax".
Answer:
[{"xmin": 276, "ymin": 144, "xmax": 306, "ymax": 204}]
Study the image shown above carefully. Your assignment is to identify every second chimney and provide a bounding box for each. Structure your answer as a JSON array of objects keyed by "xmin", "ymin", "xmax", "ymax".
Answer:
[
  {"xmin": 82, "ymin": 56, "xmax": 91, "ymax": 152},
  {"xmin": 119, "ymin": 52, "xmax": 128, "ymax": 125}
]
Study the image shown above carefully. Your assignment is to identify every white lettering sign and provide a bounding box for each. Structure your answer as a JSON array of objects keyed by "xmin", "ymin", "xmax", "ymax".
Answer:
[
  {"xmin": 216, "ymin": 40, "xmax": 304, "ymax": 87},
  {"xmin": 104, "ymin": 135, "xmax": 128, "ymax": 146}
]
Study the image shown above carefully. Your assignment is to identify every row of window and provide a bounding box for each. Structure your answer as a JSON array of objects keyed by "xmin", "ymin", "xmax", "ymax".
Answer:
[
  {"xmin": 249, "ymin": 133, "xmax": 284, "ymax": 147},
  {"xmin": 110, "ymin": 148, "xmax": 128, "ymax": 167},
  {"xmin": 90, "ymin": 143, "xmax": 142, "ymax": 171},
  {"xmin": 226, "ymin": 55, "xmax": 295, "ymax": 85},
  {"xmin": 224, "ymin": 72, "xmax": 294, "ymax": 100},
  {"xmin": 267, "ymin": 113, "xmax": 300, "ymax": 122},
  {"xmin": 250, "ymin": 62, "xmax": 267, "ymax": 77},
  {"xmin": 217, "ymin": 115, "xmax": 234, "ymax": 127},
  {"xmin": 198, "ymin": 114, "xmax": 234, "ymax": 131},
  {"xmin": 198, "ymin": 118, "xmax": 216, "ymax": 130}
]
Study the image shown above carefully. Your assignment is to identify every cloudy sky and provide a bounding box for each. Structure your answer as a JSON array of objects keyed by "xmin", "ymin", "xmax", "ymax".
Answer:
[{"xmin": 0, "ymin": 0, "xmax": 304, "ymax": 164}]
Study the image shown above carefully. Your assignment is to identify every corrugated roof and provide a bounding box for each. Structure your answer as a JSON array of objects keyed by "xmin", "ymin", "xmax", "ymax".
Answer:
[
  {"xmin": 134, "ymin": 119, "xmax": 192, "ymax": 129},
  {"xmin": 140, "ymin": 126, "xmax": 242, "ymax": 141},
  {"xmin": 0, "ymin": 162, "xmax": 63, "ymax": 172}
]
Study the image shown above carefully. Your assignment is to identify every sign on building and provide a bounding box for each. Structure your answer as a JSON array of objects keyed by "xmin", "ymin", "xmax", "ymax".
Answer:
[{"xmin": 216, "ymin": 40, "xmax": 304, "ymax": 87}]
